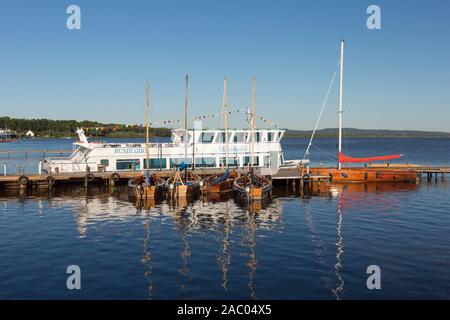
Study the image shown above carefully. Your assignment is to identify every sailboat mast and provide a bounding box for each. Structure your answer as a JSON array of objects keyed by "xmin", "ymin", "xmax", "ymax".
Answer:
[
  {"xmin": 251, "ymin": 76, "xmax": 256, "ymax": 167},
  {"xmin": 184, "ymin": 73, "xmax": 189, "ymax": 161},
  {"xmin": 223, "ymin": 78, "xmax": 229, "ymax": 168},
  {"xmin": 338, "ymin": 40, "xmax": 345, "ymax": 170},
  {"xmin": 146, "ymin": 80, "xmax": 150, "ymax": 172}
]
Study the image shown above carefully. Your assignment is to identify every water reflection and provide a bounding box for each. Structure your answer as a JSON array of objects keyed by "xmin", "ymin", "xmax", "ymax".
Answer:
[
  {"xmin": 0, "ymin": 181, "xmax": 419, "ymax": 299},
  {"xmin": 333, "ymin": 189, "xmax": 344, "ymax": 300},
  {"xmin": 141, "ymin": 210, "xmax": 153, "ymax": 300}
]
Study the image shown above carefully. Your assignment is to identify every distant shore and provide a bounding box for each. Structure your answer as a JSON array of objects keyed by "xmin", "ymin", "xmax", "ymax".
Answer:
[{"xmin": 2, "ymin": 117, "xmax": 450, "ymax": 139}]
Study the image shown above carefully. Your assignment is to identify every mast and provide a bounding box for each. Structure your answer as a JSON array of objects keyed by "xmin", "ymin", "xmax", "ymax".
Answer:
[
  {"xmin": 338, "ymin": 40, "xmax": 344, "ymax": 170},
  {"xmin": 146, "ymin": 80, "xmax": 150, "ymax": 173},
  {"xmin": 223, "ymin": 78, "xmax": 229, "ymax": 168},
  {"xmin": 184, "ymin": 73, "xmax": 189, "ymax": 162},
  {"xmin": 250, "ymin": 76, "xmax": 256, "ymax": 167}
]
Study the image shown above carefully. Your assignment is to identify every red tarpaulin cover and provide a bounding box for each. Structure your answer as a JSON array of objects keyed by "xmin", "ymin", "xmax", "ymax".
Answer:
[{"xmin": 338, "ymin": 152, "xmax": 402, "ymax": 163}]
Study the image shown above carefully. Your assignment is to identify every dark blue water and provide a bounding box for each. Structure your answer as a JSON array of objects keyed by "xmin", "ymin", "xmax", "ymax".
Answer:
[{"xmin": 1, "ymin": 138, "xmax": 450, "ymax": 299}]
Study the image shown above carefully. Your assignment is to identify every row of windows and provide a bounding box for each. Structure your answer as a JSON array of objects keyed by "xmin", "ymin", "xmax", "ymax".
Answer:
[
  {"xmin": 199, "ymin": 131, "xmax": 281, "ymax": 144},
  {"xmin": 107, "ymin": 156, "xmax": 269, "ymax": 170}
]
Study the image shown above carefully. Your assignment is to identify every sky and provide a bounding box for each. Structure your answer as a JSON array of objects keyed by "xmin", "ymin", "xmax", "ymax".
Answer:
[{"xmin": 0, "ymin": 0, "xmax": 449, "ymax": 131}]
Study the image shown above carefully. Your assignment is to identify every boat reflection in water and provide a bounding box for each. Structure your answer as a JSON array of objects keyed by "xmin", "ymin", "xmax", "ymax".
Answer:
[
  {"xmin": 132, "ymin": 189, "xmax": 282, "ymax": 299},
  {"xmin": 305, "ymin": 181, "xmax": 417, "ymax": 299},
  {"xmin": 0, "ymin": 180, "xmax": 418, "ymax": 299}
]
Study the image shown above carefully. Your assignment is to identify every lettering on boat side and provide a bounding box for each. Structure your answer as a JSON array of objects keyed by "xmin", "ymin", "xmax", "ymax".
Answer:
[
  {"xmin": 366, "ymin": 5, "xmax": 381, "ymax": 30},
  {"xmin": 366, "ymin": 265, "xmax": 381, "ymax": 290},
  {"xmin": 66, "ymin": 265, "xmax": 81, "ymax": 290},
  {"xmin": 66, "ymin": 5, "xmax": 81, "ymax": 30},
  {"xmin": 114, "ymin": 147, "xmax": 146, "ymax": 154}
]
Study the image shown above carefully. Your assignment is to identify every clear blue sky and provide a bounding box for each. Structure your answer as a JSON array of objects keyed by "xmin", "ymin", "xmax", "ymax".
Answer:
[{"xmin": 1, "ymin": 0, "xmax": 449, "ymax": 131}]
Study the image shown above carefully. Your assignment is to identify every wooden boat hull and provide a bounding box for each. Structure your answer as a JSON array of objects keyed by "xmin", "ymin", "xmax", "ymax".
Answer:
[
  {"xmin": 207, "ymin": 179, "xmax": 235, "ymax": 193},
  {"xmin": 131, "ymin": 183, "xmax": 165, "ymax": 198},
  {"xmin": 166, "ymin": 171, "xmax": 201, "ymax": 199},
  {"xmin": 175, "ymin": 183, "xmax": 198, "ymax": 198},
  {"xmin": 206, "ymin": 171, "xmax": 238, "ymax": 194},
  {"xmin": 309, "ymin": 167, "xmax": 417, "ymax": 183},
  {"xmin": 233, "ymin": 176, "xmax": 272, "ymax": 202}
]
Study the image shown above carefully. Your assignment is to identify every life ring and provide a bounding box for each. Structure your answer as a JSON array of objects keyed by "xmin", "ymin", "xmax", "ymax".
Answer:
[
  {"xmin": 18, "ymin": 175, "xmax": 29, "ymax": 185},
  {"xmin": 303, "ymin": 173, "xmax": 311, "ymax": 182},
  {"xmin": 111, "ymin": 173, "xmax": 120, "ymax": 183},
  {"xmin": 86, "ymin": 173, "xmax": 95, "ymax": 182},
  {"xmin": 47, "ymin": 176, "xmax": 55, "ymax": 186}
]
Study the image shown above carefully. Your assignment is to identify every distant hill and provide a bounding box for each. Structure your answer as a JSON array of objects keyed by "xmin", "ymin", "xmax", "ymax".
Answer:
[{"xmin": 285, "ymin": 128, "xmax": 450, "ymax": 139}]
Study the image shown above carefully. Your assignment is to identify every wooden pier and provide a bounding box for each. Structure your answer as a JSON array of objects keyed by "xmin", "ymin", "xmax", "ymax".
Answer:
[{"xmin": 0, "ymin": 165, "xmax": 448, "ymax": 192}]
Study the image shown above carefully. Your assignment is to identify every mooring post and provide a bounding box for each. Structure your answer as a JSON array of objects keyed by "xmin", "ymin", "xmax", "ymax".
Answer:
[
  {"xmin": 38, "ymin": 161, "xmax": 42, "ymax": 175},
  {"xmin": 3, "ymin": 163, "xmax": 6, "ymax": 176}
]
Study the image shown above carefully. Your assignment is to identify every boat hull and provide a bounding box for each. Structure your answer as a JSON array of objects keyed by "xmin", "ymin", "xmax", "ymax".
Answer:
[
  {"xmin": 207, "ymin": 179, "xmax": 235, "ymax": 193},
  {"xmin": 309, "ymin": 167, "xmax": 417, "ymax": 183},
  {"xmin": 233, "ymin": 175, "xmax": 272, "ymax": 202},
  {"xmin": 175, "ymin": 184, "xmax": 198, "ymax": 198}
]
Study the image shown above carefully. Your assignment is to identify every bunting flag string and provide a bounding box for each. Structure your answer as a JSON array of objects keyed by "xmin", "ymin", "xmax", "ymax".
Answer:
[{"xmin": 149, "ymin": 107, "xmax": 278, "ymax": 128}]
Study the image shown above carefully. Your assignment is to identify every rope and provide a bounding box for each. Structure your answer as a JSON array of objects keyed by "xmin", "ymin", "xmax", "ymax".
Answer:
[{"xmin": 303, "ymin": 60, "xmax": 340, "ymax": 160}]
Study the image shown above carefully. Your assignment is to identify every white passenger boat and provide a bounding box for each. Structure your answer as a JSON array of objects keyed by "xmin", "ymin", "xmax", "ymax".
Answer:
[{"xmin": 43, "ymin": 127, "xmax": 292, "ymax": 174}]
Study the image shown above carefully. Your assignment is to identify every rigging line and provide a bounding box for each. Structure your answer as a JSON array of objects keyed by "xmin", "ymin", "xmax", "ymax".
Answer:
[
  {"xmin": 310, "ymin": 144, "xmax": 338, "ymax": 162},
  {"xmin": 303, "ymin": 60, "xmax": 341, "ymax": 160}
]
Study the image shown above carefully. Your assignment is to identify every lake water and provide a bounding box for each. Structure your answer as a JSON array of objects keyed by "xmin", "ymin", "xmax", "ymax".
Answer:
[{"xmin": 1, "ymin": 138, "xmax": 450, "ymax": 299}]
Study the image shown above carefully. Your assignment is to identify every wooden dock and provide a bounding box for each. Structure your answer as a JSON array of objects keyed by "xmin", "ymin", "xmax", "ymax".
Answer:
[{"xmin": 0, "ymin": 165, "xmax": 448, "ymax": 192}]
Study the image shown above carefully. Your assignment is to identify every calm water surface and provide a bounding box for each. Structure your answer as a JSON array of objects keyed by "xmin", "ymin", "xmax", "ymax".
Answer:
[{"xmin": 0, "ymin": 138, "xmax": 450, "ymax": 299}]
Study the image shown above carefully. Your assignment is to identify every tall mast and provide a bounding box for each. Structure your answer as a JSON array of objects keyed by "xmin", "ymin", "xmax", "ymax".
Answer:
[
  {"xmin": 223, "ymin": 78, "xmax": 229, "ymax": 168},
  {"xmin": 338, "ymin": 40, "xmax": 345, "ymax": 170},
  {"xmin": 184, "ymin": 73, "xmax": 189, "ymax": 161},
  {"xmin": 250, "ymin": 76, "xmax": 256, "ymax": 167},
  {"xmin": 145, "ymin": 80, "xmax": 150, "ymax": 172}
]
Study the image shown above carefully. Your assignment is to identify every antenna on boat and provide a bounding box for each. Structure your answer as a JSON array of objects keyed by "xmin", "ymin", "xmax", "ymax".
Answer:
[
  {"xmin": 338, "ymin": 40, "xmax": 345, "ymax": 170},
  {"xmin": 251, "ymin": 76, "xmax": 256, "ymax": 167},
  {"xmin": 223, "ymin": 78, "xmax": 229, "ymax": 168},
  {"xmin": 184, "ymin": 73, "xmax": 189, "ymax": 164},
  {"xmin": 145, "ymin": 80, "xmax": 150, "ymax": 181}
]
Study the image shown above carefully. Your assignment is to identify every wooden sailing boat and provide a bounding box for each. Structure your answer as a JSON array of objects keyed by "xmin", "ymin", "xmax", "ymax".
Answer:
[
  {"xmin": 311, "ymin": 41, "xmax": 417, "ymax": 183},
  {"xmin": 166, "ymin": 163, "xmax": 201, "ymax": 198},
  {"xmin": 166, "ymin": 74, "xmax": 202, "ymax": 198},
  {"xmin": 129, "ymin": 80, "xmax": 166, "ymax": 198},
  {"xmin": 205, "ymin": 78, "xmax": 239, "ymax": 194},
  {"xmin": 233, "ymin": 77, "xmax": 272, "ymax": 201}
]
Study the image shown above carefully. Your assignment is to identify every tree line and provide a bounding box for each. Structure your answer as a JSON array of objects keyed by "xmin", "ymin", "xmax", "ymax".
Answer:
[{"xmin": 0, "ymin": 117, "xmax": 172, "ymax": 138}]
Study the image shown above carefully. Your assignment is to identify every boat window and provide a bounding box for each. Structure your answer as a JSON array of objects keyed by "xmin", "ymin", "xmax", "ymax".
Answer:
[
  {"xmin": 195, "ymin": 157, "xmax": 216, "ymax": 168},
  {"xmin": 216, "ymin": 132, "xmax": 233, "ymax": 143},
  {"xmin": 245, "ymin": 132, "xmax": 260, "ymax": 143},
  {"xmin": 144, "ymin": 158, "xmax": 167, "ymax": 170},
  {"xmin": 233, "ymin": 132, "xmax": 245, "ymax": 143},
  {"xmin": 201, "ymin": 132, "xmax": 215, "ymax": 143},
  {"xmin": 268, "ymin": 132, "xmax": 275, "ymax": 142},
  {"xmin": 100, "ymin": 159, "xmax": 109, "ymax": 167},
  {"xmin": 170, "ymin": 158, "xmax": 192, "ymax": 168},
  {"xmin": 219, "ymin": 157, "xmax": 238, "ymax": 167},
  {"xmin": 243, "ymin": 156, "xmax": 259, "ymax": 166},
  {"xmin": 116, "ymin": 159, "xmax": 140, "ymax": 170}
]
